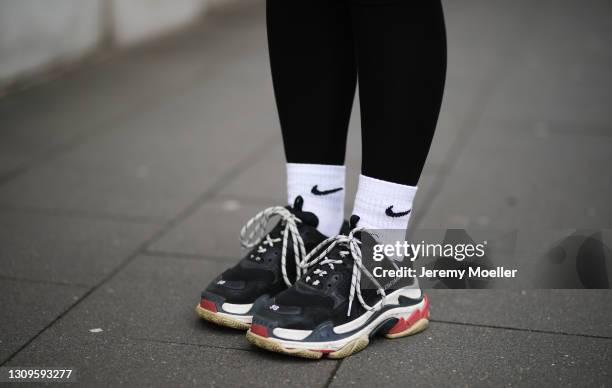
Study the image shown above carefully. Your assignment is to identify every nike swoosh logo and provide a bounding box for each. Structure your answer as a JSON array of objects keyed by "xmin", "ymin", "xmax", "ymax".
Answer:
[
  {"xmin": 385, "ymin": 206, "xmax": 411, "ymax": 218},
  {"xmin": 311, "ymin": 185, "xmax": 343, "ymax": 196}
]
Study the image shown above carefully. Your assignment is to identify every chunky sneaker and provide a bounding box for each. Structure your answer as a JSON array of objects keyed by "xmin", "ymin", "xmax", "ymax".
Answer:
[
  {"xmin": 246, "ymin": 215, "xmax": 429, "ymax": 359},
  {"xmin": 196, "ymin": 196, "xmax": 330, "ymax": 330}
]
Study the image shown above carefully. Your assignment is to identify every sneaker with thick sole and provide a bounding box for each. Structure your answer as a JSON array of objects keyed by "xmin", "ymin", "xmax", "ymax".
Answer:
[
  {"xmin": 196, "ymin": 196, "xmax": 332, "ymax": 330},
  {"xmin": 246, "ymin": 215, "xmax": 429, "ymax": 359}
]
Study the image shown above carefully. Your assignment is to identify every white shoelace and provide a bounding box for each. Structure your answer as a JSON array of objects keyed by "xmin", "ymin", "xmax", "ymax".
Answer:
[
  {"xmin": 300, "ymin": 227, "xmax": 387, "ymax": 316},
  {"xmin": 239, "ymin": 206, "xmax": 306, "ymax": 287}
]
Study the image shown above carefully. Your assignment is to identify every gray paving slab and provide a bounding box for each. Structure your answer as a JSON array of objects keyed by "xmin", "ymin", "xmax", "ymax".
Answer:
[
  {"xmin": 218, "ymin": 145, "xmax": 361, "ymax": 205},
  {"xmin": 28, "ymin": 254, "xmax": 251, "ymax": 350},
  {"xmin": 0, "ymin": 210, "xmax": 159, "ymax": 286},
  {"xmin": 8, "ymin": 337, "xmax": 338, "ymax": 388},
  {"xmin": 482, "ymin": 0, "xmax": 612, "ymax": 126},
  {"xmin": 148, "ymin": 198, "xmax": 272, "ymax": 259},
  {"xmin": 418, "ymin": 120, "xmax": 612, "ymax": 230},
  {"xmin": 484, "ymin": 58, "xmax": 612, "ymax": 127},
  {"xmin": 331, "ymin": 321, "xmax": 612, "ymax": 388},
  {"xmin": 218, "ymin": 145, "xmax": 293, "ymax": 204},
  {"xmin": 428, "ymin": 289, "xmax": 612, "ymax": 338},
  {"xmin": 0, "ymin": 85, "xmax": 276, "ymax": 220},
  {"xmin": 0, "ymin": 278, "xmax": 87, "ymax": 364},
  {"xmin": 0, "ymin": 70, "xmax": 278, "ymax": 220},
  {"xmin": 0, "ymin": 154, "xmax": 29, "ymax": 177}
]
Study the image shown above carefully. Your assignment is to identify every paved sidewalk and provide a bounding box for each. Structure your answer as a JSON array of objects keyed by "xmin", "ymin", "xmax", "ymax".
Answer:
[{"xmin": 1, "ymin": 0, "xmax": 611, "ymax": 386}]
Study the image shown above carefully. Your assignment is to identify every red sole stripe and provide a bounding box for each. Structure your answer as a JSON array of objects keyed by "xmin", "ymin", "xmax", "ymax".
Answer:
[
  {"xmin": 251, "ymin": 323, "xmax": 269, "ymax": 338},
  {"xmin": 200, "ymin": 298, "xmax": 217, "ymax": 313},
  {"xmin": 386, "ymin": 294, "xmax": 429, "ymax": 335}
]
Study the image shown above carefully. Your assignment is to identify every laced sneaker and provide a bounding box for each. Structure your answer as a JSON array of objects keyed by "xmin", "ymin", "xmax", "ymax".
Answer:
[
  {"xmin": 196, "ymin": 196, "xmax": 333, "ymax": 330},
  {"xmin": 246, "ymin": 215, "xmax": 429, "ymax": 359}
]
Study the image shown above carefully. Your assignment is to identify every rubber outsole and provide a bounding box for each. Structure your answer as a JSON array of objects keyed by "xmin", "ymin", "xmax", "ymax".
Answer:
[
  {"xmin": 195, "ymin": 304, "xmax": 250, "ymax": 331},
  {"xmin": 384, "ymin": 316, "xmax": 429, "ymax": 339},
  {"xmin": 246, "ymin": 316, "xmax": 429, "ymax": 359},
  {"xmin": 246, "ymin": 331, "xmax": 325, "ymax": 359}
]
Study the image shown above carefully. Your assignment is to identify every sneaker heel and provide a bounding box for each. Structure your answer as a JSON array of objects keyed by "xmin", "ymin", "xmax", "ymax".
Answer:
[{"xmin": 383, "ymin": 294, "xmax": 430, "ymax": 339}]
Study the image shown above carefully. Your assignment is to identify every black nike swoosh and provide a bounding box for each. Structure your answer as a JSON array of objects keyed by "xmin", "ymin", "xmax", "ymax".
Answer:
[
  {"xmin": 385, "ymin": 206, "xmax": 411, "ymax": 218},
  {"xmin": 311, "ymin": 185, "xmax": 343, "ymax": 196}
]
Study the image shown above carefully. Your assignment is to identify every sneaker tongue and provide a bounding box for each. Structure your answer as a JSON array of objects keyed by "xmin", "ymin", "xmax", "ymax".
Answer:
[
  {"xmin": 349, "ymin": 214, "xmax": 360, "ymax": 230},
  {"xmin": 295, "ymin": 210, "xmax": 319, "ymax": 228},
  {"xmin": 292, "ymin": 196, "xmax": 304, "ymax": 211},
  {"xmin": 287, "ymin": 195, "xmax": 319, "ymax": 228}
]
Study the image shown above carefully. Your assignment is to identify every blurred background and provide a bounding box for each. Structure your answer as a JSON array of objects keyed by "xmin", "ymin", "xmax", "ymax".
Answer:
[{"xmin": 0, "ymin": 0, "xmax": 611, "ymax": 386}]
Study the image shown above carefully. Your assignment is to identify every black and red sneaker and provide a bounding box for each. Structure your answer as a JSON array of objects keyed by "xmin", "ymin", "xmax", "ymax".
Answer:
[
  {"xmin": 246, "ymin": 215, "xmax": 429, "ymax": 358},
  {"xmin": 196, "ymin": 196, "xmax": 331, "ymax": 330}
]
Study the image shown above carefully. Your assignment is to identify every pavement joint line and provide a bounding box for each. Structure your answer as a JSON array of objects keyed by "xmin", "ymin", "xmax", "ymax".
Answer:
[
  {"xmin": 138, "ymin": 135, "xmax": 281, "ymax": 253},
  {"xmin": 0, "ymin": 204, "xmax": 165, "ymax": 225},
  {"xmin": 130, "ymin": 336, "xmax": 341, "ymax": 364},
  {"xmin": 141, "ymin": 250, "xmax": 238, "ymax": 263},
  {"xmin": 483, "ymin": 116, "xmax": 612, "ymax": 139},
  {"xmin": 0, "ymin": 274, "xmax": 91, "ymax": 289},
  {"xmin": 0, "ymin": 134, "xmax": 279, "ymax": 367},
  {"xmin": 323, "ymin": 359, "xmax": 344, "ymax": 388},
  {"xmin": 211, "ymin": 193, "xmax": 284, "ymax": 206},
  {"xmin": 129, "ymin": 337, "xmax": 254, "ymax": 354},
  {"xmin": 431, "ymin": 319, "xmax": 612, "ymax": 340}
]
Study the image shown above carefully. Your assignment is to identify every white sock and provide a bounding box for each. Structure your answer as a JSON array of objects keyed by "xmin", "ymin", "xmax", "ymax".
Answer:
[
  {"xmin": 352, "ymin": 174, "xmax": 420, "ymax": 289},
  {"xmin": 352, "ymin": 174, "xmax": 417, "ymax": 231},
  {"xmin": 287, "ymin": 163, "xmax": 345, "ymax": 237}
]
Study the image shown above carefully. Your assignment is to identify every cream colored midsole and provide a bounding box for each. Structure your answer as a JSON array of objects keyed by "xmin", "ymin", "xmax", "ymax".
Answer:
[
  {"xmin": 268, "ymin": 297, "xmax": 426, "ymax": 350},
  {"xmin": 216, "ymin": 310, "xmax": 253, "ymax": 323},
  {"xmin": 221, "ymin": 302, "xmax": 253, "ymax": 314}
]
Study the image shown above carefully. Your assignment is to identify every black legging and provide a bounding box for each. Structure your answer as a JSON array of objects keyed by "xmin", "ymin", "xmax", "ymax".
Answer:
[{"xmin": 267, "ymin": 0, "xmax": 446, "ymax": 186}]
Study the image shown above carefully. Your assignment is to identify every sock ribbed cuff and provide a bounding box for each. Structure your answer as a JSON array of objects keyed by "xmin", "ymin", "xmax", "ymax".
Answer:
[{"xmin": 352, "ymin": 174, "xmax": 417, "ymax": 230}]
